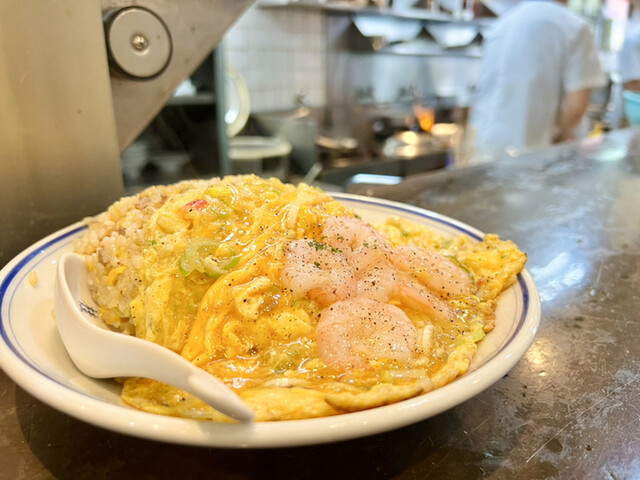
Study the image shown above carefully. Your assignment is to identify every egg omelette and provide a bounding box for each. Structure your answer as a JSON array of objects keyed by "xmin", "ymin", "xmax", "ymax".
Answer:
[{"xmin": 74, "ymin": 174, "xmax": 527, "ymax": 421}]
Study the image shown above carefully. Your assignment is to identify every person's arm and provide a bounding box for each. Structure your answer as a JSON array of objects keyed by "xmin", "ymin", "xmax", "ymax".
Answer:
[
  {"xmin": 557, "ymin": 19, "xmax": 605, "ymax": 143},
  {"xmin": 624, "ymin": 79, "xmax": 640, "ymax": 92},
  {"xmin": 554, "ymin": 88, "xmax": 591, "ymax": 143}
]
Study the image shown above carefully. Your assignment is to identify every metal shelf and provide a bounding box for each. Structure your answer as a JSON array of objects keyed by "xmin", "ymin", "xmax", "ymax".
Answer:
[{"xmin": 258, "ymin": 0, "xmax": 495, "ymax": 25}]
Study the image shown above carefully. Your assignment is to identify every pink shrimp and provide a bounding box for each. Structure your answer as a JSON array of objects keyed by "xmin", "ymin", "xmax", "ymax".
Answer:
[
  {"xmin": 322, "ymin": 216, "xmax": 392, "ymax": 270},
  {"xmin": 321, "ymin": 215, "xmax": 398, "ymax": 302},
  {"xmin": 356, "ymin": 259, "xmax": 397, "ymax": 303},
  {"xmin": 391, "ymin": 245, "xmax": 473, "ymax": 299},
  {"xmin": 394, "ymin": 277, "xmax": 454, "ymax": 322},
  {"xmin": 316, "ymin": 297, "xmax": 418, "ymax": 370},
  {"xmin": 280, "ymin": 239, "xmax": 357, "ymax": 307},
  {"xmin": 322, "ymin": 216, "xmax": 388, "ymax": 251}
]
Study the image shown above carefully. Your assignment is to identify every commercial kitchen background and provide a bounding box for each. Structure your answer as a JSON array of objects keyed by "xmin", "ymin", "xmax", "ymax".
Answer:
[{"xmin": 120, "ymin": 0, "xmax": 632, "ymax": 191}]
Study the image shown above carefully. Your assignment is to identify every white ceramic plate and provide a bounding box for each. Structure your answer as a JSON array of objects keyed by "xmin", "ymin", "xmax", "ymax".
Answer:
[
  {"xmin": 224, "ymin": 65, "xmax": 250, "ymax": 138},
  {"xmin": 0, "ymin": 194, "xmax": 540, "ymax": 448}
]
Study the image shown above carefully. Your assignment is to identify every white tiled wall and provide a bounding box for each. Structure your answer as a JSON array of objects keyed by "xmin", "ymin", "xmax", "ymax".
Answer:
[{"xmin": 224, "ymin": 4, "xmax": 327, "ymax": 113}]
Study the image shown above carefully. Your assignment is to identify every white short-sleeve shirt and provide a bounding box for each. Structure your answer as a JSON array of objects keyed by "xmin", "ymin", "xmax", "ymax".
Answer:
[
  {"xmin": 470, "ymin": 2, "xmax": 606, "ymax": 153},
  {"xmin": 620, "ymin": 24, "xmax": 640, "ymax": 84}
]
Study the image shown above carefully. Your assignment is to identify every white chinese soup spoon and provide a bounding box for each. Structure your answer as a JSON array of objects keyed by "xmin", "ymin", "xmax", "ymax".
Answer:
[{"xmin": 54, "ymin": 252, "xmax": 254, "ymax": 422}]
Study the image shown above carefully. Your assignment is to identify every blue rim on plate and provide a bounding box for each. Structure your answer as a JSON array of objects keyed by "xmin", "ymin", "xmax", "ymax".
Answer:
[
  {"xmin": 1, "ymin": 225, "xmax": 84, "ymax": 374},
  {"xmin": 0, "ymin": 193, "xmax": 540, "ymax": 448}
]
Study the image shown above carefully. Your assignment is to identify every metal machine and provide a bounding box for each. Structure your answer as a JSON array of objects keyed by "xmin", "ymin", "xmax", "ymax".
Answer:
[{"xmin": 0, "ymin": 0, "xmax": 254, "ymax": 266}]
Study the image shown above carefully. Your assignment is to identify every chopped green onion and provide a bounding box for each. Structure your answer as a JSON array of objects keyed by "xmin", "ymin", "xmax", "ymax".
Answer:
[
  {"xmin": 445, "ymin": 255, "xmax": 470, "ymax": 275},
  {"xmin": 179, "ymin": 255, "xmax": 195, "ymax": 276},
  {"xmin": 268, "ymin": 352, "xmax": 291, "ymax": 373},
  {"xmin": 223, "ymin": 255, "xmax": 241, "ymax": 271},
  {"xmin": 209, "ymin": 198, "xmax": 232, "ymax": 218},
  {"xmin": 440, "ymin": 239, "xmax": 453, "ymax": 249},
  {"xmin": 205, "ymin": 185, "xmax": 232, "ymax": 199},
  {"xmin": 201, "ymin": 257, "xmax": 225, "ymax": 278},
  {"xmin": 178, "ymin": 238, "xmax": 241, "ymax": 278},
  {"xmin": 470, "ymin": 321, "xmax": 486, "ymax": 343}
]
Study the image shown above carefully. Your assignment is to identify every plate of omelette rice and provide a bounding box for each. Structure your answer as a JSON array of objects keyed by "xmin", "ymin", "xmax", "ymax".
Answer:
[{"xmin": 0, "ymin": 175, "xmax": 539, "ymax": 447}]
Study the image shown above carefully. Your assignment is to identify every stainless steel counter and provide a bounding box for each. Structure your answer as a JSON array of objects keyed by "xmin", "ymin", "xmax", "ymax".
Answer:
[{"xmin": 2, "ymin": 129, "xmax": 640, "ymax": 479}]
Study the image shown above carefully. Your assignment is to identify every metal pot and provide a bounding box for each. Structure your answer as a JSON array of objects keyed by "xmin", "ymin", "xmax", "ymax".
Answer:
[
  {"xmin": 382, "ymin": 130, "xmax": 436, "ymax": 159},
  {"xmin": 316, "ymin": 135, "xmax": 359, "ymax": 153}
]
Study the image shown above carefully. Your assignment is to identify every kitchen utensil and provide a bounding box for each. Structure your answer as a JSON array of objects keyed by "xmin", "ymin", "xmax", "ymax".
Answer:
[
  {"xmin": 431, "ymin": 122, "xmax": 460, "ymax": 146},
  {"xmin": 53, "ymin": 252, "xmax": 255, "ymax": 423},
  {"xmin": 225, "ymin": 65, "xmax": 250, "ymax": 137},
  {"xmin": 382, "ymin": 130, "xmax": 436, "ymax": 159},
  {"xmin": 229, "ymin": 136, "xmax": 291, "ymax": 180},
  {"xmin": 316, "ymin": 135, "xmax": 360, "ymax": 153},
  {"xmin": 352, "ymin": 16, "xmax": 422, "ymax": 51},
  {"xmin": 253, "ymin": 108, "xmax": 319, "ymax": 174},
  {"xmin": 425, "ymin": 23, "xmax": 478, "ymax": 48},
  {"xmin": 371, "ymin": 116, "xmax": 410, "ymax": 139}
]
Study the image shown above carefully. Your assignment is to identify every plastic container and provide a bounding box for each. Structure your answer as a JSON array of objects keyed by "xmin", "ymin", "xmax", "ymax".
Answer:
[{"xmin": 623, "ymin": 91, "xmax": 640, "ymax": 126}]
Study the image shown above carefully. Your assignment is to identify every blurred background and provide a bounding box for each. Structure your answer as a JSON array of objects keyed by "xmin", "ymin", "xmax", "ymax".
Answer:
[
  {"xmin": 1, "ymin": 0, "xmax": 637, "ymax": 266},
  {"xmin": 120, "ymin": 0, "xmax": 634, "ymax": 191}
]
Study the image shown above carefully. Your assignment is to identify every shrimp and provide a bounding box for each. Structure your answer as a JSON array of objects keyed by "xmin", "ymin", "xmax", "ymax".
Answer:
[
  {"xmin": 322, "ymin": 216, "xmax": 388, "ymax": 251},
  {"xmin": 280, "ymin": 239, "xmax": 357, "ymax": 307},
  {"xmin": 319, "ymin": 215, "xmax": 399, "ymax": 302},
  {"xmin": 391, "ymin": 245, "xmax": 473, "ymax": 298},
  {"xmin": 356, "ymin": 259, "xmax": 397, "ymax": 303},
  {"xmin": 395, "ymin": 277, "xmax": 455, "ymax": 322},
  {"xmin": 322, "ymin": 216, "xmax": 391, "ymax": 271},
  {"xmin": 316, "ymin": 297, "xmax": 418, "ymax": 370}
]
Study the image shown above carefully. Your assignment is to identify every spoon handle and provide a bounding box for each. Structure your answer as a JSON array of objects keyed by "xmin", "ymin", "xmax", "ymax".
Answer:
[
  {"xmin": 127, "ymin": 343, "xmax": 255, "ymax": 423},
  {"xmin": 55, "ymin": 253, "xmax": 254, "ymax": 422},
  {"xmin": 84, "ymin": 327, "xmax": 255, "ymax": 422}
]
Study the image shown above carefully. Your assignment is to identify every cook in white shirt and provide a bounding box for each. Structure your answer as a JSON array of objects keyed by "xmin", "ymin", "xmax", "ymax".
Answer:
[
  {"xmin": 470, "ymin": 0, "xmax": 606, "ymax": 157},
  {"xmin": 620, "ymin": 3, "xmax": 640, "ymax": 92}
]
